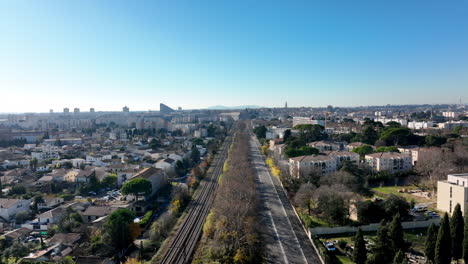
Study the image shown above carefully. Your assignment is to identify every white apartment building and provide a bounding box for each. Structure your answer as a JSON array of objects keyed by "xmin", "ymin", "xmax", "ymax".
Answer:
[
  {"xmin": 375, "ymin": 118, "xmax": 408, "ymax": 127},
  {"xmin": 442, "ymin": 111, "xmax": 461, "ymax": 119},
  {"xmin": 31, "ymin": 146, "xmax": 61, "ymax": 161},
  {"xmin": 365, "ymin": 152, "xmax": 412, "ymax": 173},
  {"xmin": 292, "ymin": 117, "xmax": 325, "ymax": 128},
  {"xmin": 437, "ymin": 173, "xmax": 468, "ymax": 214},
  {"xmin": 408, "ymin": 121, "xmax": 434, "ymax": 130},
  {"xmin": 289, "ymin": 155, "xmax": 337, "ymax": 177}
]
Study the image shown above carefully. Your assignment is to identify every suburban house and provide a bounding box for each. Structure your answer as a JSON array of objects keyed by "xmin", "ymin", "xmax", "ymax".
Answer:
[
  {"xmin": 155, "ymin": 158, "xmax": 176, "ymax": 173},
  {"xmin": 37, "ymin": 197, "xmax": 65, "ymax": 210},
  {"xmin": 128, "ymin": 167, "xmax": 167, "ymax": 198},
  {"xmin": 365, "ymin": 152, "xmax": 412, "ymax": 173},
  {"xmin": 289, "ymin": 155, "xmax": 337, "ymax": 177},
  {"xmin": 64, "ymin": 170, "xmax": 96, "ymax": 183},
  {"xmin": 0, "ymin": 198, "xmax": 31, "ymax": 221},
  {"xmin": 437, "ymin": 173, "xmax": 468, "ymax": 215},
  {"xmin": 81, "ymin": 206, "xmax": 117, "ymax": 223}
]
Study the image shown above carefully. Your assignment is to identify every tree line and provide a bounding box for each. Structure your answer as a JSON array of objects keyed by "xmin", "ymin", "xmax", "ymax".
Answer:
[{"xmin": 198, "ymin": 121, "xmax": 262, "ymax": 263}]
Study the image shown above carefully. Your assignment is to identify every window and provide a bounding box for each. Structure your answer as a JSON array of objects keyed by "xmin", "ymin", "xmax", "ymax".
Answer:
[
  {"xmin": 450, "ymin": 187, "xmax": 453, "ymax": 198},
  {"xmin": 450, "ymin": 200, "xmax": 453, "ymax": 213}
]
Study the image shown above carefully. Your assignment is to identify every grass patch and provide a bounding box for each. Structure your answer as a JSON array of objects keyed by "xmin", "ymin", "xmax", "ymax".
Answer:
[
  {"xmin": 336, "ymin": 255, "xmax": 354, "ymax": 264},
  {"xmin": 371, "ymin": 185, "xmax": 435, "ymax": 205}
]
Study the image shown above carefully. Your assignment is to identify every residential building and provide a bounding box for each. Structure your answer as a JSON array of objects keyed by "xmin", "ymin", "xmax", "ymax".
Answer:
[
  {"xmin": 81, "ymin": 206, "xmax": 117, "ymax": 223},
  {"xmin": 64, "ymin": 170, "xmax": 95, "ymax": 183},
  {"xmin": 408, "ymin": 121, "xmax": 434, "ymax": 130},
  {"xmin": 437, "ymin": 173, "xmax": 468, "ymax": 214},
  {"xmin": 325, "ymin": 150, "xmax": 360, "ymax": 168},
  {"xmin": 308, "ymin": 140, "xmax": 345, "ymax": 152},
  {"xmin": 365, "ymin": 152, "xmax": 412, "ymax": 173},
  {"xmin": 0, "ymin": 198, "xmax": 31, "ymax": 220},
  {"xmin": 128, "ymin": 167, "xmax": 166, "ymax": 198},
  {"xmin": 292, "ymin": 117, "xmax": 325, "ymax": 127},
  {"xmin": 289, "ymin": 155, "xmax": 337, "ymax": 177}
]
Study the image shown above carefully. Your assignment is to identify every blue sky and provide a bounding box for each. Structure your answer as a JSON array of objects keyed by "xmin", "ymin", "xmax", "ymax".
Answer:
[{"xmin": 1, "ymin": 0, "xmax": 467, "ymax": 112}]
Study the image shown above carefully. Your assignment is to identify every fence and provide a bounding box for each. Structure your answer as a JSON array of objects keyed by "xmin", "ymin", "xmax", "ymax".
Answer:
[{"xmin": 310, "ymin": 218, "xmax": 440, "ymax": 236}]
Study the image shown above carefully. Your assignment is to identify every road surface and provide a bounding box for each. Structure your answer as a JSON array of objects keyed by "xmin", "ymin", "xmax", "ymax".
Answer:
[{"xmin": 250, "ymin": 135, "xmax": 322, "ymax": 264}]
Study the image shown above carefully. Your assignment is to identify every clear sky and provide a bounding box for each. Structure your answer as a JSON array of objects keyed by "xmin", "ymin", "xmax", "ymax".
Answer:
[{"xmin": 1, "ymin": 0, "xmax": 467, "ymax": 112}]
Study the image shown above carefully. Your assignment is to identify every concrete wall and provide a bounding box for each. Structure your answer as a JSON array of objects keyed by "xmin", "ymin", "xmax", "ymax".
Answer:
[{"xmin": 310, "ymin": 218, "xmax": 440, "ymax": 236}]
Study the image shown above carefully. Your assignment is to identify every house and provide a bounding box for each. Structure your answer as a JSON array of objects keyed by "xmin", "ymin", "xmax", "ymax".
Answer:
[
  {"xmin": 47, "ymin": 233, "xmax": 82, "ymax": 247},
  {"xmin": 325, "ymin": 151, "xmax": 360, "ymax": 168},
  {"xmin": 155, "ymin": 158, "xmax": 176, "ymax": 173},
  {"xmin": 289, "ymin": 155, "xmax": 337, "ymax": 177},
  {"xmin": 365, "ymin": 152, "xmax": 412, "ymax": 173},
  {"xmin": 37, "ymin": 197, "xmax": 64, "ymax": 210},
  {"xmin": 0, "ymin": 198, "xmax": 31, "ymax": 220},
  {"xmin": 24, "ymin": 243, "xmax": 72, "ymax": 262},
  {"xmin": 128, "ymin": 167, "xmax": 166, "ymax": 198},
  {"xmin": 81, "ymin": 206, "xmax": 117, "ymax": 223},
  {"xmin": 64, "ymin": 170, "xmax": 96, "ymax": 183},
  {"xmin": 308, "ymin": 140, "xmax": 345, "ymax": 152},
  {"xmin": 37, "ymin": 207, "xmax": 65, "ymax": 225},
  {"xmin": 3, "ymin": 227, "xmax": 32, "ymax": 243},
  {"xmin": 45, "ymin": 168, "xmax": 68, "ymax": 182},
  {"xmin": 437, "ymin": 173, "xmax": 468, "ymax": 214}
]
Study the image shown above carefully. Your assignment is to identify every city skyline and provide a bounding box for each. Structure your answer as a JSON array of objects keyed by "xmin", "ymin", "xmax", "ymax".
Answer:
[{"xmin": 1, "ymin": 0, "xmax": 468, "ymax": 112}]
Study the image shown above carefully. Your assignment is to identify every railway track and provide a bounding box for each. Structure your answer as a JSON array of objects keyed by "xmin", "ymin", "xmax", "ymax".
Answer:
[{"xmin": 157, "ymin": 132, "xmax": 232, "ymax": 264}]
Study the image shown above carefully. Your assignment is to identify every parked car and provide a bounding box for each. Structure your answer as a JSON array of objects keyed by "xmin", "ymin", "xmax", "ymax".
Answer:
[{"xmin": 325, "ymin": 242, "xmax": 336, "ymax": 252}]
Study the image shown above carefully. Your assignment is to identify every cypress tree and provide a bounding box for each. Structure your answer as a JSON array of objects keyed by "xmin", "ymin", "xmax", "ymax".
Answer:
[
  {"xmin": 451, "ymin": 203, "xmax": 464, "ymax": 261},
  {"xmin": 369, "ymin": 221, "xmax": 392, "ymax": 264},
  {"xmin": 463, "ymin": 211, "xmax": 468, "ymax": 264},
  {"xmin": 425, "ymin": 223, "xmax": 437, "ymax": 263},
  {"xmin": 435, "ymin": 213, "xmax": 452, "ymax": 264},
  {"xmin": 353, "ymin": 228, "xmax": 367, "ymax": 264},
  {"xmin": 393, "ymin": 250, "xmax": 406, "ymax": 264},
  {"xmin": 389, "ymin": 213, "xmax": 406, "ymax": 255}
]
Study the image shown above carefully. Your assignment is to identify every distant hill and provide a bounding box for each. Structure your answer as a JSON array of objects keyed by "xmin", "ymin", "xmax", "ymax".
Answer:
[{"xmin": 206, "ymin": 105, "xmax": 263, "ymax": 110}]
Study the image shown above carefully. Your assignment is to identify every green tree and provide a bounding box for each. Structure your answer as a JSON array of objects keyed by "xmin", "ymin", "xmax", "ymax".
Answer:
[
  {"xmin": 352, "ymin": 144, "xmax": 374, "ymax": 159},
  {"xmin": 380, "ymin": 127, "xmax": 413, "ymax": 146},
  {"xmin": 191, "ymin": 146, "xmax": 200, "ymax": 163},
  {"xmin": 353, "ymin": 228, "xmax": 367, "ymax": 264},
  {"xmin": 425, "ymin": 135, "xmax": 447, "ymax": 147},
  {"xmin": 451, "ymin": 203, "xmax": 464, "ymax": 261},
  {"xmin": 359, "ymin": 126, "xmax": 379, "ymax": 145},
  {"xmin": 367, "ymin": 221, "xmax": 392, "ymax": 264},
  {"xmin": 175, "ymin": 160, "xmax": 186, "ymax": 177},
  {"xmin": 425, "ymin": 223, "xmax": 437, "ymax": 263},
  {"xmin": 253, "ymin": 125, "xmax": 267, "ymax": 139},
  {"xmin": 393, "ymin": 250, "xmax": 406, "ymax": 264},
  {"xmin": 463, "ymin": 212, "xmax": 468, "ymax": 264},
  {"xmin": 389, "ymin": 214, "xmax": 406, "ymax": 256},
  {"xmin": 294, "ymin": 124, "xmax": 326, "ymax": 142},
  {"xmin": 435, "ymin": 213, "xmax": 452, "ymax": 264},
  {"xmin": 121, "ymin": 178, "xmax": 152, "ymax": 201},
  {"xmin": 283, "ymin": 129, "xmax": 292, "ymax": 142},
  {"xmin": 101, "ymin": 174, "xmax": 118, "ymax": 189},
  {"xmin": 375, "ymin": 146, "xmax": 400, "ymax": 153},
  {"xmin": 105, "ymin": 209, "xmax": 136, "ymax": 250}
]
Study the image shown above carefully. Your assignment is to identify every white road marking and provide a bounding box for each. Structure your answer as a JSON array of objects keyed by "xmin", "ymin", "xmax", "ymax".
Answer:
[
  {"xmin": 253, "ymin": 137, "xmax": 309, "ymax": 264},
  {"xmin": 267, "ymin": 210, "xmax": 289, "ymax": 264}
]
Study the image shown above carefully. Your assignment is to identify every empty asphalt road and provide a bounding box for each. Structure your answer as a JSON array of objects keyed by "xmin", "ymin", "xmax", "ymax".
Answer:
[{"xmin": 250, "ymin": 134, "xmax": 323, "ymax": 264}]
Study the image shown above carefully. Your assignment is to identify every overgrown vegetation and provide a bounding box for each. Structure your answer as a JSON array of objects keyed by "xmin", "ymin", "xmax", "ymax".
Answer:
[{"xmin": 196, "ymin": 122, "xmax": 263, "ymax": 263}]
